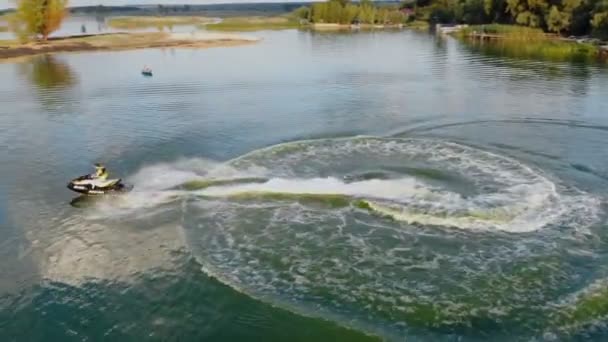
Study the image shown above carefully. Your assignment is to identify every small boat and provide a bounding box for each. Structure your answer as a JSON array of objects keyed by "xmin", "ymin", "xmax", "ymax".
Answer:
[{"xmin": 141, "ymin": 66, "xmax": 153, "ymax": 76}]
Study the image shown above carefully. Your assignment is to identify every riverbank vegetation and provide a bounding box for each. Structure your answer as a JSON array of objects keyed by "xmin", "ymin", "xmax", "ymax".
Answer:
[
  {"xmin": 459, "ymin": 24, "xmax": 549, "ymax": 39},
  {"xmin": 204, "ymin": 16, "xmax": 300, "ymax": 31},
  {"xmin": 108, "ymin": 16, "xmax": 216, "ymax": 30},
  {"xmin": 404, "ymin": 20, "xmax": 431, "ymax": 29},
  {"xmin": 458, "ymin": 24, "xmax": 603, "ymax": 61},
  {"xmin": 465, "ymin": 37, "xmax": 600, "ymax": 61},
  {"xmin": 410, "ymin": 0, "xmax": 608, "ymax": 40},
  {"xmin": 292, "ymin": 0, "xmax": 411, "ymax": 28}
]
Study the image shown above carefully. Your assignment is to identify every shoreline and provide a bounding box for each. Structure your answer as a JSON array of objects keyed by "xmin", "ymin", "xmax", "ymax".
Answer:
[
  {"xmin": 0, "ymin": 32, "xmax": 259, "ymax": 61},
  {"xmin": 447, "ymin": 24, "xmax": 608, "ymax": 63},
  {"xmin": 311, "ymin": 23, "xmax": 405, "ymax": 31},
  {"xmin": 308, "ymin": 22, "xmax": 430, "ymax": 31}
]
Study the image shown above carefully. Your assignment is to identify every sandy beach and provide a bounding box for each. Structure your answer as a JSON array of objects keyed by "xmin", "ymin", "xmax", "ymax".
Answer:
[{"xmin": 0, "ymin": 31, "xmax": 260, "ymax": 60}]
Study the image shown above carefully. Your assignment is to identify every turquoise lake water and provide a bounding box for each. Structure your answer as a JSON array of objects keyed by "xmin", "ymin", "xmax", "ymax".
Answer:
[{"xmin": 2, "ymin": 28, "xmax": 608, "ymax": 341}]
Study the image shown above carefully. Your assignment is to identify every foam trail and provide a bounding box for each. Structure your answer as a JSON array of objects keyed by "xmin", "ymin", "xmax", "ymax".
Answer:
[
  {"xmin": 127, "ymin": 159, "xmax": 219, "ymax": 191},
  {"xmin": 199, "ymin": 177, "xmax": 435, "ymax": 201},
  {"xmin": 127, "ymin": 158, "xmax": 270, "ymax": 191},
  {"xmin": 195, "ymin": 176, "xmax": 563, "ymax": 232},
  {"xmin": 85, "ymin": 158, "xmax": 272, "ymax": 217},
  {"xmin": 91, "ymin": 137, "xmax": 599, "ymax": 233}
]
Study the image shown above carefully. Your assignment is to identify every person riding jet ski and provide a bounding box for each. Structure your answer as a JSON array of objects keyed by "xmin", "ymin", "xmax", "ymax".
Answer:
[
  {"xmin": 67, "ymin": 163, "xmax": 131, "ymax": 195},
  {"xmin": 92, "ymin": 163, "xmax": 109, "ymax": 181},
  {"xmin": 89, "ymin": 163, "xmax": 110, "ymax": 189}
]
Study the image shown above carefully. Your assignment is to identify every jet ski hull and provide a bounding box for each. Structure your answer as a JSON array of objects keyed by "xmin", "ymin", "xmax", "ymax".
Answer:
[
  {"xmin": 67, "ymin": 182, "xmax": 132, "ymax": 195},
  {"xmin": 67, "ymin": 175, "xmax": 132, "ymax": 195}
]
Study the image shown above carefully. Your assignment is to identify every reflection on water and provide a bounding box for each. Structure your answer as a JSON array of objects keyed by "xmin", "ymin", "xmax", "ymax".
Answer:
[
  {"xmin": 17, "ymin": 55, "xmax": 78, "ymax": 112},
  {"xmin": 69, "ymin": 195, "xmax": 98, "ymax": 208},
  {"xmin": 19, "ymin": 55, "xmax": 77, "ymax": 89}
]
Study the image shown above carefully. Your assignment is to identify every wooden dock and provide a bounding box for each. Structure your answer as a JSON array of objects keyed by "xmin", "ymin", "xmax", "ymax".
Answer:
[{"xmin": 435, "ymin": 24, "xmax": 468, "ymax": 35}]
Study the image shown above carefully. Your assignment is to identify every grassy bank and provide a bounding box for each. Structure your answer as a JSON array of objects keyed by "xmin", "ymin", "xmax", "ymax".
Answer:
[
  {"xmin": 0, "ymin": 32, "xmax": 257, "ymax": 60},
  {"xmin": 311, "ymin": 20, "xmax": 428, "ymax": 31},
  {"xmin": 108, "ymin": 16, "xmax": 215, "ymax": 29},
  {"xmin": 204, "ymin": 16, "xmax": 300, "ymax": 31},
  {"xmin": 404, "ymin": 20, "xmax": 430, "ymax": 30},
  {"xmin": 481, "ymin": 40, "xmax": 599, "ymax": 62},
  {"xmin": 457, "ymin": 24, "xmax": 604, "ymax": 63},
  {"xmin": 458, "ymin": 24, "xmax": 551, "ymax": 41},
  {"xmin": 311, "ymin": 23, "xmax": 405, "ymax": 31}
]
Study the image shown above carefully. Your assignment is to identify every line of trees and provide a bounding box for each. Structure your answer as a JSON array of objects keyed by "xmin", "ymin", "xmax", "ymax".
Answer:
[
  {"xmin": 414, "ymin": 0, "xmax": 608, "ymax": 38},
  {"xmin": 294, "ymin": 0, "xmax": 408, "ymax": 25}
]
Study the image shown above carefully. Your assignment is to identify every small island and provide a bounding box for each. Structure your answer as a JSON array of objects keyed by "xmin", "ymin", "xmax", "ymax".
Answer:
[
  {"xmin": 0, "ymin": 32, "xmax": 259, "ymax": 60},
  {"xmin": 0, "ymin": 2, "xmax": 260, "ymax": 61}
]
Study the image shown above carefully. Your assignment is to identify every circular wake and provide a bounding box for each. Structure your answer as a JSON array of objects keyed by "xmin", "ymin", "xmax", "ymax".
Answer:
[
  {"xmin": 89, "ymin": 137, "xmax": 601, "ymax": 336},
  {"xmin": 169, "ymin": 137, "xmax": 600, "ymax": 336}
]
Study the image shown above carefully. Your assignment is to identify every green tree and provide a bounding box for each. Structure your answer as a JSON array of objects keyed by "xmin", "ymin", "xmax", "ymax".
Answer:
[
  {"xmin": 481, "ymin": 0, "xmax": 509, "ymax": 22},
  {"xmin": 568, "ymin": 0, "xmax": 592, "ymax": 35},
  {"xmin": 483, "ymin": 0, "xmax": 493, "ymax": 16},
  {"xmin": 327, "ymin": 0, "xmax": 342, "ymax": 23},
  {"xmin": 292, "ymin": 6, "xmax": 310, "ymax": 20},
  {"xmin": 506, "ymin": 0, "xmax": 548, "ymax": 27},
  {"xmin": 591, "ymin": 0, "xmax": 608, "ymax": 39},
  {"xmin": 376, "ymin": 7, "xmax": 390, "ymax": 24},
  {"xmin": 592, "ymin": 11, "xmax": 608, "ymax": 38},
  {"xmin": 340, "ymin": 3, "xmax": 360, "ymax": 24},
  {"xmin": 546, "ymin": 5, "xmax": 569, "ymax": 33},
  {"xmin": 388, "ymin": 9, "xmax": 406, "ymax": 24},
  {"xmin": 311, "ymin": 2, "xmax": 328, "ymax": 22},
  {"xmin": 519, "ymin": 12, "xmax": 541, "ymax": 27},
  {"xmin": 12, "ymin": 0, "xmax": 68, "ymax": 41},
  {"xmin": 463, "ymin": 0, "xmax": 487, "ymax": 24},
  {"xmin": 358, "ymin": 2, "xmax": 377, "ymax": 23}
]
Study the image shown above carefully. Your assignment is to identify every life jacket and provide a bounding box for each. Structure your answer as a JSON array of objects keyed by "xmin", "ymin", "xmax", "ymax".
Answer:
[{"xmin": 95, "ymin": 167, "xmax": 108, "ymax": 180}]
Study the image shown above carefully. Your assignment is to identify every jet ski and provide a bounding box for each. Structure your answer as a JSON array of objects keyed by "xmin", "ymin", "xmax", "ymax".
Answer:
[{"xmin": 67, "ymin": 174, "xmax": 132, "ymax": 195}]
